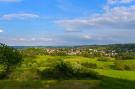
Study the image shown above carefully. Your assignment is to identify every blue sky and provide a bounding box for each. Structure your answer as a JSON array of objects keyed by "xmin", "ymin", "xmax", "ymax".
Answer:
[{"xmin": 0, "ymin": 0, "xmax": 135, "ymax": 46}]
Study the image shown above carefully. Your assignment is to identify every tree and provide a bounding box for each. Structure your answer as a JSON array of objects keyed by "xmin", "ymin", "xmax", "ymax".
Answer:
[{"xmin": 0, "ymin": 43, "xmax": 22, "ymax": 78}]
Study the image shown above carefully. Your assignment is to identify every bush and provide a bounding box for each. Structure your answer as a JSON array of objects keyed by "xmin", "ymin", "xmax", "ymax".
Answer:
[
  {"xmin": 38, "ymin": 59, "xmax": 100, "ymax": 79},
  {"xmin": 99, "ymin": 65, "xmax": 112, "ymax": 69},
  {"xmin": 81, "ymin": 62, "xmax": 97, "ymax": 69},
  {"xmin": 124, "ymin": 64, "xmax": 135, "ymax": 70},
  {"xmin": 98, "ymin": 57, "xmax": 112, "ymax": 62},
  {"xmin": 75, "ymin": 67, "xmax": 100, "ymax": 79},
  {"xmin": 115, "ymin": 60, "xmax": 135, "ymax": 70},
  {"xmin": 115, "ymin": 53, "xmax": 135, "ymax": 60},
  {"xmin": 114, "ymin": 60, "xmax": 125, "ymax": 70},
  {"xmin": 8, "ymin": 68, "xmax": 40, "ymax": 80}
]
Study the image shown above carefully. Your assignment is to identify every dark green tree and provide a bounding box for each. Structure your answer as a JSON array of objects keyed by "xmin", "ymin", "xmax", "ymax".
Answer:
[{"xmin": 0, "ymin": 43, "xmax": 22, "ymax": 78}]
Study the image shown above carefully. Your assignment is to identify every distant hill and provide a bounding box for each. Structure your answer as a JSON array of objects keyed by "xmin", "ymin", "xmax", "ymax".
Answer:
[{"xmin": 11, "ymin": 43, "xmax": 135, "ymax": 49}]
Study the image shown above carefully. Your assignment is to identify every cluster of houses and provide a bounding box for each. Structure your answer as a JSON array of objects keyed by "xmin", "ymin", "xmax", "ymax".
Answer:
[{"xmin": 44, "ymin": 47, "xmax": 119, "ymax": 57}]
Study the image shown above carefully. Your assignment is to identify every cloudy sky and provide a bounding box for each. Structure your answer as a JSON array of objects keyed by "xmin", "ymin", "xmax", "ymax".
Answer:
[{"xmin": 0, "ymin": 0, "xmax": 135, "ymax": 46}]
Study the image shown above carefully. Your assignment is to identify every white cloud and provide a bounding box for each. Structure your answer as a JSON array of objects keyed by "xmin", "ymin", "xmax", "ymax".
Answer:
[
  {"xmin": 0, "ymin": 29, "xmax": 3, "ymax": 33},
  {"xmin": 31, "ymin": 38, "xmax": 36, "ymax": 41},
  {"xmin": 55, "ymin": 0, "xmax": 135, "ymax": 45},
  {"xmin": 12, "ymin": 38, "xmax": 27, "ymax": 41},
  {"xmin": 0, "ymin": 0, "xmax": 22, "ymax": 2},
  {"xmin": 1, "ymin": 13, "xmax": 40, "ymax": 20},
  {"xmin": 107, "ymin": 0, "xmax": 133, "ymax": 5},
  {"xmin": 12, "ymin": 37, "xmax": 53, "ymax": 42},
  {"xmin": 56, "ymin": 5, "xmax": 135, "ymax": 31},
  {"xmin": 82, "ymin": 35, "xmax": 92, "ymax": 40},
  {"xmin": 120, "ymin": 0, "xmax": 133, "ymax": 3},
  {"xmin": 39, "ymin": 38, "xmax": 53, "ymax": 41},
  {"xmin": 2, "ymin": 31, "xmax": 135, "ymax": 46},
  {"xmin": 19, "ymin": 38, "xmax": 25, "ymax": 41}
]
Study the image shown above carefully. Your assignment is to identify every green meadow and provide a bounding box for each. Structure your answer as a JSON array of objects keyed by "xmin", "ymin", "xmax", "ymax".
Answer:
[{"xmin": 0, "ymin": 55, "xmax": 134, "ymax": 89}]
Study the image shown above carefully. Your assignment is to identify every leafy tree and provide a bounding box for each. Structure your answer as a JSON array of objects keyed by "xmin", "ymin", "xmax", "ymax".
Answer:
[
  {"xmin": 0, "ymin": 43, "xmax": 22, "ymax": 78},
  {"xmin": 20, "ymin": 48, "xmax": 47, "ymax": 58},
  {"xmin": 50, "ymin": 50, "xmax": 67, "ymax": 56}
]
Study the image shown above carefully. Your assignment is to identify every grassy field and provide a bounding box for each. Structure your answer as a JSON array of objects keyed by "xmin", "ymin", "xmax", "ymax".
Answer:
[
  {"xmin": 33, "ymin": 55, "xmax": 114, "ymax": 69},
  {"xmin": 95, "ymin": 69, "xmax": 135, "ymax": 80},
  {"xmin": 1, "ymin": 77, "xmax": 135, "ymax": 89},
  {"xmin": 0, "ymin": 80, "xmax": 100, "ymax": 89},
  {"xmin": 1, "ymin": 55, "xmax": 135, "ymax": 89}
]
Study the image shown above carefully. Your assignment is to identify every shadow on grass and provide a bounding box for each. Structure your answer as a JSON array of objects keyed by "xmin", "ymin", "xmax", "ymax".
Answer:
[
  {"xmin": 98, "ymin": 76, "xmax": 135, "ymax": 89},
  {"xmin": 0, "ymin": 76, "xmax": 135, "ymax": 89},
  {"xmin": 0, "ymin": 80, "xmax": 100, "ymax": 89}
]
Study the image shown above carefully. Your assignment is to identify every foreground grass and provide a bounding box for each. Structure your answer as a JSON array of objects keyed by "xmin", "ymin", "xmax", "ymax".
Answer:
[
  {"xmin": 99, "ymin": 77, "xmax": 135, "ymax": 89},
  {"xmin": 95, "ymin": 69, "xmax": 135, "ymax": 80},
  {"xmin": 1, "ymin": 78, "xmax": 135, "ymax": 89},
  {"xmin": 0, "ymin": 80, "xmax": 100, "ymax": 89},
  {"xmin": 2, "ymin": 56, "xmax": 135, "ymax": 89}
]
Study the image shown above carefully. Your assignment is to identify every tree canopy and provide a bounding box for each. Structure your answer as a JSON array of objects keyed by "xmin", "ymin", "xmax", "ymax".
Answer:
[{"xmin": 0, "ymin": 43, "xmax": 22, "ymax": 77}]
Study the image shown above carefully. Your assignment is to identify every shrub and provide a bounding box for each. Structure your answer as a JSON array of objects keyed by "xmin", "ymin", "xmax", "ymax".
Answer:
[
  {"xmin": 8, "ymin": 68, "xmax": 40, "ymax": 80},
  {"xmin": 124, "ymin": 64, "xmax": 135, "ymax": 70},
  {"xmin": 38, "ymin": 59, "xmax": 100, "ymax": 79},
  {"xmin": 115, "ymin": 60, "xmax": 135, "ymax": 70},
  {"xmin": 81, "ymin": 62, "xmax": 97, "ymax": 69},
  {"xmin": 114, "ymin": 60, "xmax": 125, "ymax": 70},
  {"xmin": 115, "ymin": 53, "xmax": 135, "ymax": 60},
  {"xmin": 99, "ymin": 65, "xmax": 112, "ymax": 69},
  {"xmin": 98, "ymin": 57, "xmax": 112, "ymax": 62},
  {"xmin": 74, "ymin": 67, "xmax": 100, "ymax": 79}
]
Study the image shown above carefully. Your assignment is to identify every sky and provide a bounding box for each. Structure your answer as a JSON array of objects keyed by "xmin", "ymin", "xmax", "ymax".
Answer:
[{"xmin": 0, "ymin": 0, "xmax": 135, "ymax": 46}]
